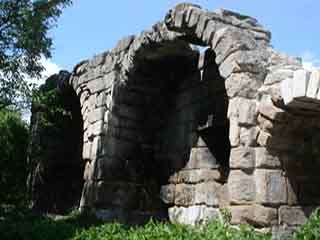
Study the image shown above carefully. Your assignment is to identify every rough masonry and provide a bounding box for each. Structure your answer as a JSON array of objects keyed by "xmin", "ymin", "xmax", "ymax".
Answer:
[{"xmin": 28, "ymin": 3, "xmax": 320, "ymax": 238}]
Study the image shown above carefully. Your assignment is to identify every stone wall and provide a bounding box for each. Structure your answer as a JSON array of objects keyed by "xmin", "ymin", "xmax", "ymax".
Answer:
[{"xmin": 28, "ymin": 2, "xmax": 320, "ymax": 237}]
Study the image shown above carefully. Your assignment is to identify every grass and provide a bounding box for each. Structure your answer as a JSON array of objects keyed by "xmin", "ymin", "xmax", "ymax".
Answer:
[{"xmin": 1, "ymin": 206, "xmax": 319, "ymax": 240}]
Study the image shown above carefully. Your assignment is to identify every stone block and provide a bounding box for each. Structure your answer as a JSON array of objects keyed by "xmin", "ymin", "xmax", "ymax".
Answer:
[
  {"xmin": 292, "ymin": 69, "xmax": 310, "ymax": 98},
  {"xmin": 225, "ymin": 73, "xmax": 262, "ymax": 99},
  {"xmin": 264, "ymin": 69, "xmax": 294, "ymax": 85},
  {"xmin": 279, "ymin": 206, "xmax": 313, "ymax": 226},
  {"xmin": 195, "ymin": 14, "xmax": 209, "ymax": 39},
  {"xmin": 175, "ymin": 184, "xmax": 195, "ymax": 206},
  {"xmin": 286, "ymin": 178, "xmax": 298, "ymax": 206},
  {"xmin": 160, "ymin": 184, "xmax": 175, "ymax": 204},
  {"xmin": 169, "ymin": 169, "xmax": 221, "ymax": 184},
  {"xmin": 83, "ymin": 161, "xmax": 93, "ymax": 181},
  {"xmin": 229, "ymin": 205, "xmax": 252, "ymax": 224},
  {"xmin": 253, "ymin": 205, "xmax": 278, "ymax": 227},
  {"xmin": 169, "ymin": 206, "xmax": 221, "ymax": 225},
  {"xmin": 202, "ymin": 20, "xmax": 216, "ymax": 44},
  {"xmin": 187, "ymin": 8, "xmax": 201, "ymax": 29},
  {"xmin": 89, "ymin": 107, "xmax": 105, "ymax": 124},
  {"xmin": 218, "ymin": 183, "xmax": 230, "ymax": 207},
  {"xmin": 238, "ymin": 99, "xmax": 257, "ymax": 126},
  {"xmin": 82, "ymin": 142, "xmax": 92, "ymax": 160},
  {"xmin": 280, "ymin": 77, "xmax": 294, "ymax": 105},
  {"xmin": 194, "ymin": 182, "xmax": 220, "ymax": 206},
  {"xmin": 255, "ymin": 169, "xmax": 287, "ymax": 205},
  {"xmin": 307, "ymin": 69, "xmax": 320, "ymax": 98},
  {"xmin": 258, "ymin": 103, "xmax": 289, "ymax": 122},
  {"xmin": 255, "ymin": 148, "xmax": 281, "ymax": 168},
  {"xmin": 185, "ymin": 147, "xmax": 219, "ymax": 169},
  {"xmin": 239, "ymin": 126, "xmax": 259, "ymax": 147},
  {"xmin": 229, "ymin": 117, "xmax": 240, "ymax": 147},
  {"xmin": 229, "ymin": 170, "xmax": 256, "ymax": 204},
  {"xmin": 230, "ymin": 147, "xmax": 255, "ymax": 169}
]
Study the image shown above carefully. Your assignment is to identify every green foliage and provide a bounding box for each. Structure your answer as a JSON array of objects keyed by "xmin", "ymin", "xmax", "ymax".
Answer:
[
  {"xmin": 294, "ymin": 208, "xmax": 320, "ymax": 240},
  {"xmin": 0, "ymin": 207, "xmax": 272, "ymax": 240},
  {"xmin": 0, "ymin": 107, "xmax": 29, "ymax": 205},
  {"xmin": 0, "ymin": 0, "xmax": 72, "ymax": 108}
]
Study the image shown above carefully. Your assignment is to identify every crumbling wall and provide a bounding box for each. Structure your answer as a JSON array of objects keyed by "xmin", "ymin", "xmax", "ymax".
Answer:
[{"xmin": 28, "ymin": 2, "xmax": 320, "ymax": 238}]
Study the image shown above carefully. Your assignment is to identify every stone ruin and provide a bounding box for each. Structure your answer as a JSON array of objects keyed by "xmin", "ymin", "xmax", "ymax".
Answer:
[{"xmin": 28, "ymin": 3, "xmax": 320, "ymax": 238}]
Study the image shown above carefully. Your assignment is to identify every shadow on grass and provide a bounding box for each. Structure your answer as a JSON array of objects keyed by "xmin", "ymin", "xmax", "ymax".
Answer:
[{"xmin": 0, "ymin": 206, "xmax": 104, "ymax": 240}]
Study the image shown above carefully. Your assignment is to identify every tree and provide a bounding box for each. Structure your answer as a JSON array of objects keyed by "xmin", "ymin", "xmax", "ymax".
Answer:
[
  {"xmin": 0, "ymin": 107, "xmax": 29, "ymax": 205},
  {"xmin": 0, "ymin": 0, "xmax": 72, "ymax": 109}
]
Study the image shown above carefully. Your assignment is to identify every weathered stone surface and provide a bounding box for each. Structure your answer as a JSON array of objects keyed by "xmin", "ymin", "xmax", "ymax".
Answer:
[
  {"xmin": 169, "ymin": 169, "xmax": 221, "ymax": 184},
  {"xmin": 229, "ymin": 117, "xmax": 240, "ymax": 147},
  {"xmin": 239, "ymin": 126, "xmax": 259, "ymax": 147},
  {"xmin": 255, "ymin": 148, "xmax": 281, "ymax": 168},
  {"xmin": 185, "ymin": 147, "xmax": 219, "ymax": 169},
  {"xmin": 175, "ymin": 184, "xmax": 196, "ymax": 206},
  {"xmin": 255, "ymin": 170, "xmax": 287, "ymax": 205},
  {"xmin": 238, "ymin": 99, "xmax": 257, "ymax": 126},
  {"xmin": 253, "ymin": 205, "xmax": 278, "ymax": 227},
  {"xmin": 264, "ymin": 69, "xmax": 293, "ymax": 85},
  {"xmin": 194, "ymin": 182, "xmax": 221, "ymax": 206},
  {"xmin": 169, "ymin": 206, "xmax": 221, "ymax": 225},
  {"xmin": 230, "ymin": 147, "xmax": 255, "ymax": 169},
  {"xmin": 279, "ymin": 206, "xmax": 313, "ymax": 226},
  {"xmin": 229, "ymin": 170, "xmax": 255, "ymax": 204},
  {"xmin": 160, "ymin": 184, "xmax": 175, "ymax": 204},
  {"xmin": 307, "ymin": 69, "xmax": 320, "ymax": 98}
]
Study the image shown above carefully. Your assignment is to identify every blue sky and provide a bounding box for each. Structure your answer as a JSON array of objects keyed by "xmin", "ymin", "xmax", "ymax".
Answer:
[{"xmin": 45, "ymin": 0, "xmax": 320, "ymax": 73}]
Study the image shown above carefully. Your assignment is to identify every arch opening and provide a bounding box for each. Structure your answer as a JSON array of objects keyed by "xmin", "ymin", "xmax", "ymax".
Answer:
[
  {"xmin": 98, "ymin": 40, "xmax": 230, "ymax": 223},
  {"xmin": 28, "ymin": 72, "xmax": 84, "ymax": 214}
]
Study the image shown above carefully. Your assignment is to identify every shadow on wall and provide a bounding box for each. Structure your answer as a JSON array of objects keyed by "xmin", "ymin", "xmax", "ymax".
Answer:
[
  {"xmin": 92, "ymin": 42, "xmax": 230, "ymax": 223},
  {"xmin": 257, "ymin": 102, "xmax": 320, "ymax": 227}
]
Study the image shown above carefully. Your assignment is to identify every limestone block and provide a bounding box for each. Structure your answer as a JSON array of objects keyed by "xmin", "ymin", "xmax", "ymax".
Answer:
[
  {"xmin": 229, "ymin": 205, "xmax": 252, "ymax": 224},
  {"xmin": 229, "ymin": 170, "xmax": 256, "ymax": 204},
  {"xmin": 255, "ymin": 169, "xmax": 287, "ymax": 205},
  {"xmin": 230, "ymin": 205, "xmax": 277, "ymax": 227},
  {"xmin": 201, "ymin": 20, "xmax": 216, "ymax": 44},
  {"xmin": 239, "ymin": 126, "xmax": 259, "ymax": 147},
  {"xmin": 255, "ymin": 148, "xmax": 281, "ymax": 169},
  {"xmin": 112, "ymin": 35, "xmax": 134, "ymax": 53},
  {"xmin": 185, "ymin": 147, "xmax": 219, "ymax": 169},
  {"xmin": 83, "ymin": 161, "xmax": 93, "ymax": 180},
  {"xmin": 169, "ymin": 206, "xmax": 221, "ymax": 225},
  {"xmin": 174, "ymin": 10, "xmax": 184, "ymax": 28},
  {"xmin": 169, "ymin": 169, "xmax": 221, "ymax": 184},
  {"xmin": 307, "ymin": 69, "xmax": 320, "ymax": 98},
  {"xmin": 160, "ymin": 184, "xmax": 175, "ymax": 204},
  {"xmin": 229, "ymin": 147, "xmax": 255, "ymax": 169},
  {"xmin": 225, "ymin": 73, "xmax": 262, "ymax": 99},
  {"xmin": 258, "ymin": 103, "xmax": 289, "ymax": 122},
  {"xmin": 82, "ymin": 142, "xmax": 92, "ymax": 160},
  {"xmin": 187, "ymin": 8, "xmax": 201, "ymax": 29},
  {"xmin": 89, "ymin": 107, "xmax": 105, "ymax": 124},
  {"xmin": 195, "ymin": 14, "xmax": 209, "ymax": 39},
  {"xmin": 175, "ymin": 184, "xmax": 196, "ymax": 206},
  {"xmin": 87, "ymin": 120, "xmax": 104, "ymax": 138},
  {"xmin": 280, "ymin": 77, "xmax": 294, "ymax": 105},
  {"xmin": 194, "ymin": 182, "xmax": 220, "ymax": 206},
  {"xmin": 264, "ymin": 69, "xmax": 294, "ymax": 85},
  {"xmin": 253, "ymin": 205, "xmax": 278, "ymax": 227},
  {"xmin": 257, "ymin": 130, "xmax": 271, "ymax": 147},
  {"xmin": 292, "ymin": 69, "xmax": 310, "ymax": 98},
  {"xmin": 238, "ymin": 99, "xmax": 257, "ymax": 126},
  {"xmin": 212, "ymin": 27, "xmax": 257, "ymax": 66},
  {"xmin": 229, "ymin": 117, "xmax": 240, "ymax": 147},
  {"xmin": 227, "ymin": 98, "xmax": 240, "ymax": 118},
  {"xmin": 279, "ymin": 206, "xmax": 313, "ymax": 226},
  {"xmin": 218, "ymin": 183, "xmax": 230, "ymax": 207},
  {"xmin": 218, "ymin": 50, "xmax": 268, "ymax": 78}
]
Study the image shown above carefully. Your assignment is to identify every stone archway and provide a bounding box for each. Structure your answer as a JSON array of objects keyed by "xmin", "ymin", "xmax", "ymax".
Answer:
[{"xmin": 28, "ymin": 71, "xmax": 84, "ymax": 213}]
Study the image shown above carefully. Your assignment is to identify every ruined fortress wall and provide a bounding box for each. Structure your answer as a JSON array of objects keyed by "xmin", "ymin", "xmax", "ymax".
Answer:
[{"xmin": 28, "ymin": 3, "xmax": 320, "ymax": 237}]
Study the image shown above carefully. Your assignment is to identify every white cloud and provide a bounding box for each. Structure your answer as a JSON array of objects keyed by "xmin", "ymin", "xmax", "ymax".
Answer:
[
  {"xmin": 27, "ymin": 56, "xmax": 61, "ymax": 87},
  {"xmin": 301, "ymin": 51, "xmax": 320, "ymax": 71},
  {"xmin": 23, "ymin": 57, "xmax": 61, "ymax": 122}
]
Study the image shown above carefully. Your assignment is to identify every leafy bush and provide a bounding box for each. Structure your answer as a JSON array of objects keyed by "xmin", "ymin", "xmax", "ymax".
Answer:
[
  {"xmin": 0, "ymin": 108, "xmax": 29, "ymax": 205},
  {"xmin": 294, "ymin": 208, "xmax": 320, "ymax": 240}
]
